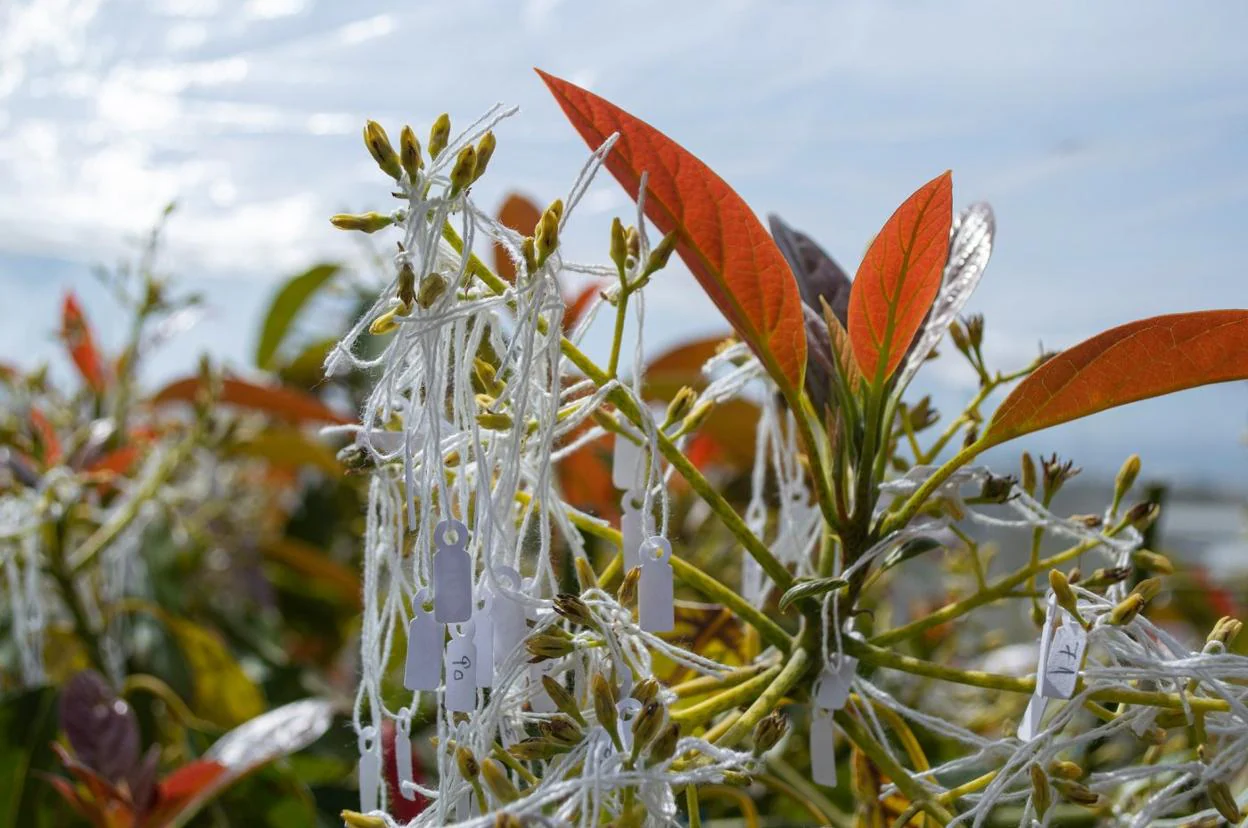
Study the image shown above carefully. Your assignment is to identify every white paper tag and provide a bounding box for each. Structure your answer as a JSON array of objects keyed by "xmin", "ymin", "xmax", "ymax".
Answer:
[
  {"xmin": 638, "ymin": 537, "xmax": 675, "ymax": 633},
  {"xmin": 621, "ymin": 492, "xmax": 644, "ymax": 572},
  {"xmin": 358, "ymin": 726, "xmax": 381, "ymax": 812},
  {"xmin": 1041, "ymin": 619, "xmax": 1087, "ymax": 699},
  {"xmin": 404, "ymin": 589, "xmax": 443, "ymax": 692},
  {"xmin": 1017, "ymin": 694, "xmax": 1048, "ymax": 742},
  {"xmin": 473, "ymin": 592, "xmax": 495, "ymax": 687},
  {"xmin": 617, "ymin": 698, "xmax": 643, "ymax": 753},
  {"xmin": 529, "ymin": 661, "xmax": 558, "ymax": 713},
  {"xmin": 813, "ymin": 655, "xmax": 859, "ymax": 711},
  {"xmin": 811, "ymin": 710, "xmax": 838, "ymax": 786},
  {"xmin": 394, "ymin": 708, "xmax": 416, "ymax": 800},
  {"xmin": 613, "ymin": 433, "xmax": 644, "ymax": 490},
  {"xmin": 490, "ymin": 566, "xmax": 525, "ymax": 675},
  {"xmin": 445, "ymin": 623, "xmax": 477, "ymax": 713},
  {"xmin": 433, "ymin": 519, "xmax": 473, "ymax": 623}
]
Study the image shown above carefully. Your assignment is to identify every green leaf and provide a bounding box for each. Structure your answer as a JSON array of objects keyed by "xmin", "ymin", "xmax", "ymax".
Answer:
[
  {"xmin": 880, "ymin": 537, "xmax": 943, "ymax": 573},
  {"xmin": 777, "ymin": 576, "xmax": 848, "ymax": 613},
  {"xmin": 255, "ymin": 264, "xmax": 341, "ymax": 370},
  {"xmin": 0, "ymin": 686, "xmax": 62, "ymax": 828}
]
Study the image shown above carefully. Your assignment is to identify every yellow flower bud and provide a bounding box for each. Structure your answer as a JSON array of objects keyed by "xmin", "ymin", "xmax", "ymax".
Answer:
[
  {"xmin": 647, "ymin": 721, "xmax": 680, "ymax": 765},
  {"xmin": 539, "ymin": 714, "xmax": 584, "ymax": 746},
  {"xmin": 574, "ymin": 556, "xmax": 598, "ymax": 591},
  {"xmin": 331, "ymin": 212, "xmax": 395, "ymax": 233},
  {"xmin": 363, "ymin": 120, "xmax": 402, "ymax": 181},
  {"xmin": 643, "ymin": 231, "xmax": 678, "ymax": 276},
  {"xmin": 1030, "ymin": 765, "xmax": 1051, "ymax": 819},
  {"xmin": 609, "ymin": 217, "xmax": 627, "ymax": 272},
  {"xmin": 456, "ymin": 746, "xmax": 480, "ymax": 780},
  {"xmin": 480, "ymin": 759, "xmax": 519, "ymax": 804},
  {"xmin": 1132, "ymin": 548, "xmax": 1174, "ymax": 575},
  {"xmin": 752, "ymin": 711, "xmax": 788, "ymax": 756},
  {"xmin": 1109, "ymin": 593, "xmax": 1146, "ymax": 626},
  {"xmin": 1048, "ymin": 569, "xmax": 1080, "ymax": 620},
  {"xmin": 535, "ymin": 208, "xmax": 560, "ymax": 265},
  {"xmin": 399, "ymin": 125, "xmax": 422, "ymax": 181},
  {"xmin": 592, "ymin": 673, "xmax": 620, "ymax": 748},
  {"xmin": 1207, "ymin": 779, "xmax": 1243, "ymax": 824},
  {"xmin": 630, "ymin": 678, "xmax": 660, "ymax": 707},
  {"xmin": 448, "ymin": 145, "xmax": 477, "ymax": 197},
  {"xmin": 429, "ymin": 113, "xmax": 451, "ymax": 160},
  {"xmin": 617, "ymin": 566, "xmax": 640, "ymax": 608},
  {"xmin": 1020, "ymin": 452, "xmax": 1037, "ymax": 495},
  {"xmin": 397, "ymin": 261, "xmax": 416, "ymax": 308},
  {"xmin": 679, "ymin": 400, "xmax": 715, "ymax": 435},
  {"xmin": 417, "ymin": 272, "xmax": 448, "ymax": 309},
  {"xmin": 342, "ymin": 810, "xmax": 387, "ymax": 828},
  {"xmin": 369, "ymin": 306, "xmax": 402, "ymax": 335},
  {"xmin": 1049, "ymin": 760, "xmax": 1083, "ymax": 780},
  {"xmin": 1052, "ymin": 779, "xmax": 1101, "ymax": 808},
  {"xmin": 520, "ymin": 237, "xmax": 537, "ymax": 275},
  {"xmin": 662, "ymin": 386, "xmax": 697, "ymax": 429},
  {"xmin": 1209, "ymin": 616, "xmax": 1243, "ymax": 648},
  {"xmin": 541, "ymin": 674, "xmax": 587, "ymax": 726},
  {"xmin": 630, "ymin": 699, "xmax": 666, "ymax": 757},
  {"xmin": 472, "ymin": 131, "xmax": 496, "ymax": 182},
  {"xmin": 1131, "ymin": 577, "xmax": 1163, "ymax": 604}
]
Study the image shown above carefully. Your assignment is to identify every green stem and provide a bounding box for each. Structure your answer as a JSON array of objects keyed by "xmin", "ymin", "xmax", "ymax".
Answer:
[
  {"xmin": 834, "ymin": 709, "xmax": 954, "ymax": 826},
  {"xmin": 714, "ymin": 646, "xmax": 809, "ymax": 749},
  {"xmin": 877, "ymin": 439, "xmax": 986, "ymax": 539},
  {"xmin": 671, "ymin": 665, "xmax": 782, "ymax": 729},
  {"xmin": 606, "ymin": 289, "xmax": 629, "ymax": 378},
  {"xmin": 685, "ymin": 784, "xmax": 701, "ymax": 828}
]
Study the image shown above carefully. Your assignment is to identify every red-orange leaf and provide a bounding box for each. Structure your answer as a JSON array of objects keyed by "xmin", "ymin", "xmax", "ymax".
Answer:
[
  {"xmin": 982, "ymin": 310, "xmax": 1248, "ymax": 447},
  {"xmin": 847, "ymin": 172, "xmax": 952, "ymax": 385},
  {"xmin": 152, "ymin": 376, "xmax": 351, "ymax": 425},
  {"xmin": 562, "ymin": 283, "xmax": 601, "ymax": 333},
  {"xmin": 494, "ymin": 193, "xmax": 542, "ymax": 283},
  {"xmin": 537, "ymin": 69, "xmax": 806, "ymax": 397},
  {"xmin": 61, "ymin": 293, "xmax": 109, "ymax": 393}
]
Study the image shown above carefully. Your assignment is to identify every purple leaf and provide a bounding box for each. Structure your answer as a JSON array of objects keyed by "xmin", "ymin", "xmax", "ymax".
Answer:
[{"xmin": 58, "ymin": 670, "xmax": 140, "ymax": 783}]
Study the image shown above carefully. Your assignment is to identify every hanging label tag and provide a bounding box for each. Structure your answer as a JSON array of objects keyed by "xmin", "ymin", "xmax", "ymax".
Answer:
[
  {"xmin": 358, "ymin": 726, "xmax": 381, "ymax": 813},
  {"xmin": 490, "ymin": 567, "xmax": 525, "ymax": 675},
  {"xmin": 433, "ymin": 520, "xmax": 472, "ymax": 623},
  {"xmin": 613, "ymin": 433, "xmax": 644, "ymax": 490},
  {"xmin": 813, "ymin": 655, "xmax": 859, "ymax": 711},
  {"xmin": 617, "ymin": 698, "xmax": 643, "ymax": 754},
  {"xmin": 638, "ymin": 537, "xmax": 675, "ymax": 633},
  {"xmin": 394, "ymin": 709, "xmax": 416, "ymax": 800},
  {"xmin": 444, "ymin": 623, "xmax": 477, "ymax": 713},
  {"xmin": 529, "ymin": 661, "xmax": 558, "ymax": 713},
  {"xmin": 621, "ymin": 492, "xmax": 644, "ymax": 572},
  {"xmin": 811, "ymin": 709, "xmax": 838, "ymax": 786},
  {"xmin": 404, "ymin": 589, "xmax": 443, "ymax": 691},
  {"xmin": 1017, "ymin": 694, "xmax": 1049, "ymax": 742},
  {"xmin": 1040, "ymin": 618, "xmax": 1087, "ymax": 700},
  {"xmin": 473, "ymin": 592, "xmax": 495, "ymax": 687}
]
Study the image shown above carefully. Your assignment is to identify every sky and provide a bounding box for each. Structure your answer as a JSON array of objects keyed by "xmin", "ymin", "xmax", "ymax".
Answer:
[{"xmin": 0, "ymin": 0, "xmax": 1246, "ymax": 492}]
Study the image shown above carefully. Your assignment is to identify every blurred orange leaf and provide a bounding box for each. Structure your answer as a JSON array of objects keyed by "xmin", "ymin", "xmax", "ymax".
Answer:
[
  {"xmin": 61, "ymin": 293, "xmax": 109, "ymax": 393},
  {"xmin": 152, "ymin": 376, "xmax": 351, "ymax": 424},
  {"xmin": 562, "ymin": 284, "xmax": 601, "ymax": 333},
  {"xmin": 494, "ymin": 193, "xmax": 542, "ymax": 282}
]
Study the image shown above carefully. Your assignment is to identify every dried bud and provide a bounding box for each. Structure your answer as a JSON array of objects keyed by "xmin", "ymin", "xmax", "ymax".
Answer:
[
  {"xmin": 540, "ymin": 715, "xmax": 584, "ymax": 746},
  {"xmin": 1207, "ymin": 779, "xmax": 1242, "ymax": 824},
  {"xmin": 907, "ymin": 396, "xmax": 938, "ymax": 432},
  {"xmin": 417, "ymin": 272, "xmax": 448, "ymax": 309},
  {"xmin": 1030, "ymin": 765, "xmax": 1052, "ymax": 819},
  {"xmin": 456, "ymin": 746, "xmax": 480, "ymax": 780},
  {"xmin": 525, "ymin": 633, "xmax": 574, "ymax": 662},
  {"xmin": 1108, "ymin": 593, "xmax": 1146, "ymax": 626},
  {"xmin": 428, "ymin": 113, "xmax": 451, "ymax": 160},
  {"xmin": 647, "ymin": 722, "xmax": 680, "ymax": 765},
  {"xmin": 631, "ymin": 678, "xmax": 660, "ymax": 707},
  {"xmin": 617, "ymin": 566, "xmax": 640, "ymax": 607},
  {"xmin": 662, "ymin": 387, "xmax": 697, "ymax": 429},
  {"xmin": 1208, "ymin": 617, "xmax": 1243, "ymax": 648},
  {"xmin": 472, "ymin": 131, "xmax": 496, "ymax": 182},
  {"xmin": 342, "ymin": 810, "xmax": 387, "ymax": 828},
  {"xmin": 630, "ymin": 699, "xmax": 666, "ymax": 756},
  {"xmin": 1132, "ymin": 548, "xmax": 1174, "ymax": 575},
  {"xmin": 962, "ymin": 424, "xmax": 980, "ymax": 450},
  {"xmin": 948, "ymin": 319, "xmax": 970, "ymax": 354},
  {"xmin": 1042, "ymin": 454, "xmax": 1081, "ymax": 499},
  {"xmin": 1081, "ymin": 566, "xmax": 1131, "ymax": 590},
  {"xmin": 540, "ymin": 675, "xmax": 587, "ymax": 726},
  {"xmin": 1125, "ymin": 501, "xmax": 1160, "ymax": 532},
  {"xmin": 331, "ymin": 212, "xmax": 395, "ymax": 233},
  {"xmin": 448, "ymin": 145, "xmax": 477, "ymax": 197},
  {"xmin": 1049, "ymin": 569, "xmax": 1080, "ymax": 620},
  {"xmin": 979, "ymin": 473, "xmax": 1016, "ymax": 503},
  {"xmin": 609, "ymin": 217, "xmax": 627, "ymax": 272},
  {"xmin": 363, "ymin": 120, "xmax": 402, "ymax": 181},
  {"xmin": 643, "ymin": 231, "xmax": 678, "ymax": 276},
  {"xmin": 964, "ymin": 314, "xmax": 985, "ymax": 349},
  {"xmin": 481, "ymin": 759, "xmax": 520, "ymax": 804},
  {"xmin": 592, "ymin": 673, "xmax": 620, "ymax": 746},
  {"xmin": 1052, "ymin": 779, "xmax": 1102, "ymax": 808},
  {"xmin": 1114, "ymin": 454, "xmax": 1141, "ymax": 507},
  {"xmin": 396, "ymin": 260, "xmax": 416, "ymax": 308},
  {"xmin": 553, "ymin": 593, "xmax": 596, "ymax": 628},
  {"xmin": 1070, "ymin": 514, "xmax": 1103, "ymax": 529},
  {"xmin": 1049, "ymin": 760, "xmax": 1083, "ymax": 780},
  {"xmin": 1131, "ymin": 577, "xmax": 1163, "ymax": 604},
  {"xmin": 1021, "ymin": 452, "xmax": 1038, "ymax": 495},
  {"xmin": 752, "ymin": 711, "xmax": 788, "ymax": 756},
  {"xmin": 399, "ymin": 125, "xmax": 422, "ymax": 181},
  {"xmin": 507, "ymin": 737, "xmax": 569, "ymax": 761},
  {"xmin": 337, "ymin": 444, "xmax": 374, "ymax": 473}
]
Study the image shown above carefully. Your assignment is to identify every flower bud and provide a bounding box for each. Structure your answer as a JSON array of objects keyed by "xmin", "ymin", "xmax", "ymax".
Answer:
[
  {"xmin": 1030, "ymin": 764, "xmax": 1051, "ymax": 819},
  {"xmin": 456, "ymin": 746, "xmax": 479, "ymax": 780},
  {"xmin": 1042, "ymin": 455, "xmax": 1080, "ymax": 499},
  {"xmin": 1131, "ymin": 548, "xmax": 1173, "ymax": 575},
  {"xmin": 1208, "ymin": 617, "xmax": 1243, "ymax": 648},
  {"xmin": 535, "ymin": 208, "xmax": 560, "ymax": 265},
  {"xmin": 553, "ymin": 593, "xmax": 596, "ymax": 628},
  {"xmin": 680, "ymin": 400, "xmax": 715, "ymax": 435},
  {"xmin": 428, "ymin": 113, "xmax": 451, "ymax": 160},
  {"xmin": 1126, "ymin": 501, "xmax": 1160, "ymax": 532},
  {"xmin": 525, "ymin": 633, "xmax": 574, "ymax": 662},
  {"xmin": 964, "ymin": 314, "xmax": 985, "ymax": 349},
  {"xmin": 369, "ymin": 306, "xmax": 402, "ymax": 335},
  {"xmin": 617, "ymin": 566, "xmax": 640, "ymax": 607},
  {"xmin": 331, "ymin": 212, "xmax": 395, "ymax": 233},
  {"xmin": 520, "ymin": 237, "xmax": 537, "ymax": 275},
  {"xmin": 625, "ymin": 226, "xmax": 640, "ymax": 263},
  {"xmin": 396, "ymin": 261, "xmax": 416, "ymax": 308},
  {"xmin": 1020, "ymin": 452, "xmax": 1037, "ymax": 495},
  {"xmin": 1131, "ymin": 577, "xmax": 1163, "ymax": 604},
  {"xmin": 1052, "ymin": 779, "xmax": 1102, "ymax": 807},
  {"xmin": 363, "ymin": 120, "xmax": 402, "ymax": 181},
  {"xmin": 614, "ymin": 805, "xmax": 646, "ymax": 828},
  {"xmin": 481, "ymin": 758, "xmax": 519, "ymax": 804},
  {"xmin": 979, "ymin": 473, "xmax": 1016, "ymax": 504},
  {"xmin": 1049, "ymin": 760, "xmax": 1083, "ymax": 780},
  {"xmin": 1081, "ymin": 566, "xmax": 1131, "ymax": 590},
  {"xmin": 1114, "ymin": 454, "xmax": 1141, "ymax": 506},
  {"xmin": 448, "ymin": 145, "xmax": 477, "ymax": 197},
  {"xmin": 342, "ymin": 810, "xmax": 387, "ymax": 828},
  {"xmin": 630, "ymin": 699, "xmax": 666, "ymax": 756},
  {"xmin": 948, "ymin": 319, "xmax": 970, "ymax": 355},
  {"xmin": 1108, "ymin": 593, "xmax": 1145, "ymax": 626},
  {"xmin": 610, "ymin": 217, "xmax": 627, "ymax": 272},
  {"xmin": 399, "ymin": 125, "xmax": 422, "ymax": 181},
  {"xmin": 540, "ymin": 714, "xmax": 584, "ymax": 746},
  {"xmin": 752, "ymin": 711, "xmax": 788, "ymax": 756},
  {"xmin": 592, "ymin": 673, "xmax": 620, "ymax": 747},
  {"xmin": 1070, "ymin": 513, "xmax": 1102, "ymax": 529},
  {"xmin": 477, "ymin": 411, "xmax": 515, "ymax": 431},
  {"xmin": 546, "ymin": 198, "xmax": 564, "ymax": 224},
  {"xmin": 1207, "ymin": 779, "xmax": 1242, "ymax": 824},
  {"xmin": 647, "ymin": 721, "xmax": 680, "ymax": 765},
  {"xmin": 1049, "ymin": 569, "xmax": 1080, "ymax": 619},
  {"xmin": 472, "ymin": 357, "xmax": 504, "ymax": 396},
  {"xmin": 662, "ymin": 387, "xmax": 697, "ymax": 429},
  {"xmin": 507, "ymin": 737, "xmax": 569, "ymax": 761},
  {"xmin": 540, "ymin": 674, "xmax": 587, "ymax": 726},
  {"xmin": 472, "ymin": 131, "xmax": 496, "ymax": 182},
  {"xmin": 643, "ymin": 231, "xmax": 678, "ymax": 276},
  {"xmin": 631, "ymin": 678, "xmax": 660, "ymax": 707},
  {"xmin": 574, "ymin": 556, "xmax": 598, "ymax": 591},
  {"xmin": 417, "ymin": 272, "xmax": 447, "ymax": 309}
]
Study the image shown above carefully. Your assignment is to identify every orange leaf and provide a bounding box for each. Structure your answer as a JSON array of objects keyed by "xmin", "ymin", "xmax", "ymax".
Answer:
[
  {"xmin": 847, "ymin": 172, "xmax": 952, "ymax": 385},
  {"xmin": 983, "ymin": 310, "xmax": 1248, "ymax": 447},
  {"xmin": 562, "ymin": 283, "xmax": 602, "ymax": 333},
  {"xmin": 643, "ymin": 337, "xmax": 725, "ymax": 401},
  {"xmin": 158, "ymin": 760, "xmax": 226, "ymax": 801},
  {"xmin": 494, "ymin": 193, "xmax": 542, "ymax": 283},
  {"xmin": 537, "ymin": 70, "xmax": 806, "ymax": 397},
  {"xmin": 151, "ymin": 377, "xmax": 352, "ymax": 425},
  {"xmin": 61, "ymin": 293, "xmax": 109, "ymax": 393}
]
